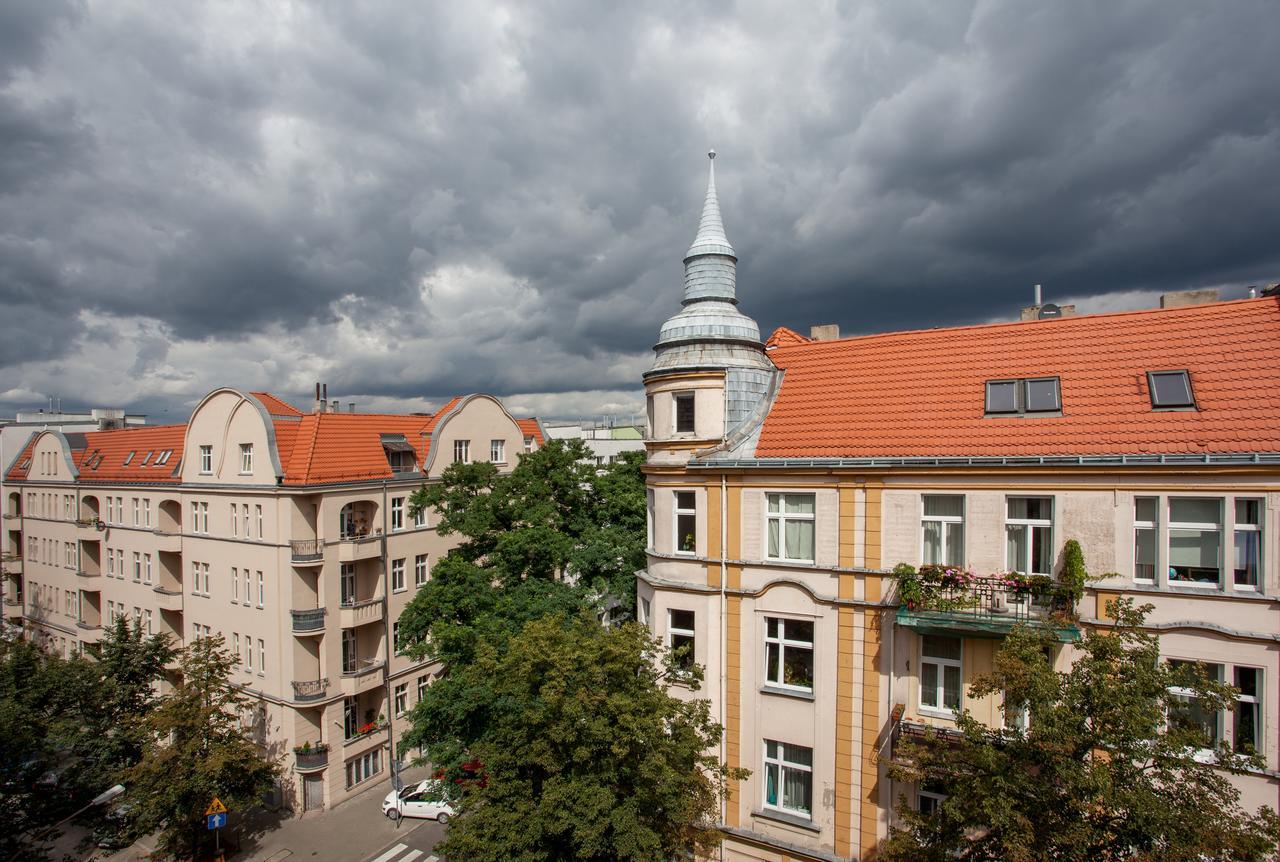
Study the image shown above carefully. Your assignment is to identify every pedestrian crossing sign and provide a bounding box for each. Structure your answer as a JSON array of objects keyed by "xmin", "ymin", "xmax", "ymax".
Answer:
[{"xmin": 205, "ymin": 797, "xmax": 228, "ymax": 815}]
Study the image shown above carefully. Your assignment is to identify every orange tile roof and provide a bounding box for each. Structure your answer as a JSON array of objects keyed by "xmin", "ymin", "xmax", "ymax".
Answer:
[
  {"xmin": 280, "ymin": 413, "xmax": 434, "ymax": 485},
  {"xmin": 756, "ymin": 297, "xmax": 1280, "ymax": 458},
  {"xmin": 250, "ymin": 392, "xmax": 302, "ymax": 417},
  {"xmin": 5, "ymin": 424, "xmax": 188, "ymax": 484},
  {"xmin": 517, "ymin": 418, "xmax": 545, "ymax": 446},
  {"xmin": 764, "ymin": 326, "xmax": 811, "ymax": 350},
  {"xmin": 4, "ymin": 435, "xmax": 38, "ymax": 482}
]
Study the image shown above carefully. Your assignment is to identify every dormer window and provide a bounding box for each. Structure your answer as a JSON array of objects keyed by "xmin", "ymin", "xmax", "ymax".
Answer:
[
  {"xmin": 382, "ymin": 435, "xmax": 417, "ymax": 472},
  {"xmin": 985, "ymin": 377, "xmax": 1061, "ymax": 416},
  {"xmin": 1148, "ymin": 370, "xmax": 1195, "ymax": 409}
]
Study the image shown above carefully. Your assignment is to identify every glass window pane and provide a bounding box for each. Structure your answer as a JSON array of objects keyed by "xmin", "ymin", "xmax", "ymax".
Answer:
[
  {"xmin": 923, "ymin": 521, "xmax": 942, "ymax": 565},
  {"xmin": 765, "ymin": 761, "xmax": 779, "ymax": 806},
  {"xmin": 945, "ymin": 524, "xmax": 964, "ymax": 567},
  {"xmin": 986, "ymin": 381, "xmax": 1018, "ymax": 413},
  {"xmin": 1236, "ymin": 499, "xmax": 1261, "ymax": 526},
  {"xmin": 1150, "ymin": 371, "xmax": 1193, "ymax": 407},
  {"xmin": 677, "ymin": 513, "xmax": 696, "ymax": 552},
  {"xmin": 943, "ymin": 666, "xmax": 962, "ymax": 710},
  {"xmin": 1169, "ymin": 529, "xmax": 1221, "ymax": 583},
  {"xmin": 1135, "ymin": 527, "xmax": 1157, "ymax": 581},
  {"xmin": 669, "ymin": 609, "xmax": 694, "ymax": 631},
  {"xmin": 1007, "ymin": 524, "xmax": 1027, "ymax": 572},
  {"xmin": 675, "ymin": 491, "xmax": 695, "ymax": 510},
  {"xmin": 767, "ymin": 494, "xmax": 780, "ymax": 513},
  {"xmin": 766, "ymin": 642, "xmax": 780, "ymax": 683},
  {"xmin": 1030, "ymin": 526, "xmax": 1052, "ymax": 575},
  {"xmin": 1024, "ymin": 378, "xmax": 1060, "ymax": 411},
  {"xmin": 787, "ymin": 520, "xmax": 815, "ymax": 560},
  {"xmin": 766, "ymin": 618, "xmax": 778, "ymax": 639},
  {"xmin": 785, "ymin": 494, "xmax": 815, "ymax": 515},
  {"xmin": 783, "ymin": 766, "xmax": 811, "ymax": 814},
  {"xmin": 783, "ymin": 743, "xmax": 813, "ymax": 767},
  {"xmin": 921, "ymin": 664, "xmax": 938, "ymax": 708},
  {"xmin": 1136, "ymin": 497, "xmax": 1158, "ymax": 523},
  {"xmin": 1170, "ymin": 498, "xmax": 1220, "ymax": 525},
  {"xmin": 787, "ymin": 620, "xmax": 814, "ymax": 644},
  {"xmin": 924, "ymin": 495, "xmax": 963, "ymax": 518},
  {"xmin": 922, "ymin": 635, "xmax": 962, "ymax": 661},
  {"xmin": 1235, "ymin": 701, "xmax": 1259, "ymax": 753},
  {"xmin": 783, "ymin": 648, "xmax": 813, "ymax": 689},
  {"xmin": 767, "ymin": 518, "xmax": 780, "ymax": 558},
  {"xmin": 1235, "ymin": 530, "xmax": 1260, "ymax": 587},
  {"xmin": 1236, "ymin": 667, "xmax": 1259, "ymax": 698}
]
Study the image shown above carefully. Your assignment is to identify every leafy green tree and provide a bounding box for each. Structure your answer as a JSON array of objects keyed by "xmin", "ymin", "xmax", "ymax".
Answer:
[
  {"xmin": 122, "ymin": 635, "xmax": 278, "ymax": 860},
  {"xmin": 884, "ymin": 599, "xmax": 1280, "ymax": 862},
  {"xmin": 431, "ymin": 613, "xmax": 742, "ymax": 862}
]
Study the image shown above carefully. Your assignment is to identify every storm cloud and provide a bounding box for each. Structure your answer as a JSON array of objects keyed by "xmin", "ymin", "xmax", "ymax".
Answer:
[{"xmin": 1, "ymin": 0, "xmax": 1278, "ymax": 421}]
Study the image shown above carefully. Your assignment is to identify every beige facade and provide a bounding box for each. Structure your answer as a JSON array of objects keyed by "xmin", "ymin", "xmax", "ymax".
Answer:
[{"xmin": 5, "ymin": 389, "xmax": 542, "ymax": 814}]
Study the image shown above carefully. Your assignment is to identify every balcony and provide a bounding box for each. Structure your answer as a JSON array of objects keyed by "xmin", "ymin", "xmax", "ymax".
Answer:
[
  {"xmin": 291, "ymin": 608, "xmax": 326, "ymax": 634},
  {"xmin": 290, "ymin": 539, "xmax": 324, "ymax": 565},
  {"xmin": 2, "ymin": 513, "xmax": 19, "ymax": 522},
  {"xmin": 76, "ymin": 518, "xmax": 105, "ymax": 539},
  {"xmin": 293, "ymin": 745, "xmax": 330, "ymax": 773},
  {"xmin": 0, "ymin": 553, "xmax": 21, "ymax": 575},
  {"xmin": 152, "ymin": 586, "xmax": 183, "ymax": 612},
  {"xmin": 340, "ymin": 658, "xmax": 385, "ymax": 696},
  {"xmin": 76, "ymin": 566, "xmax": 102, "ymax": 581},
  {"xmin": 151, "ymin": 529, "xmax": 182, "ymax": 553},
  {"xmin": 292, "ymin": 678, "xmax": 329, "ymax": 703},
  {"xmin": 76, "ymin": 621, "xmax": 102, "ymax": 643},
  {"xmin": 337, "ymin": 533, "xmax": 381, "ymax": 563},
  {"xmin": 339, "ymin": 597, "xmax": 383, "ymax": 629},
  {"xmin": 343, "ymin": 720, "xmax": 388, "ymax": 748},
  {"xmin": 894, "ymin": 566, "xmax": 1080, "ymax": 643}
]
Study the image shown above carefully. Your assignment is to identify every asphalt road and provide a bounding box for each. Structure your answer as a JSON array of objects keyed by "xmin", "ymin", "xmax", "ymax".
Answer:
[{"xmin": 362, "ymin": 817, "xmax": 447, "ymax": 862}]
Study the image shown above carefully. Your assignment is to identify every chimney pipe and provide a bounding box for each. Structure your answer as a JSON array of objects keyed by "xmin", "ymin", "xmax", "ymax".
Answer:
[
  {"xmin": 313, "ymin": 382, "xmax": 324, "ymax": 414},
  {"xmin": 331, "ymin": 400, "xmax": 339, "ymax": 413},
  {"xmin": 1034, "ymin": 283, "xmax": 1042, "ymax": 306},
  {"xmin": 348, "ymin": 402, "xmax": 355, "ymax": 413},
  {"xmin": 1248, "ymin": 286, "xmax": 1258, "ymax": 299}
]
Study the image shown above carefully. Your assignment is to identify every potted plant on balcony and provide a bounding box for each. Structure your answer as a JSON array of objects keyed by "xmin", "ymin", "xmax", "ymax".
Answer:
[{"xmin": 894, "ymin": 564, "xmax": 924, "ymax": 610}]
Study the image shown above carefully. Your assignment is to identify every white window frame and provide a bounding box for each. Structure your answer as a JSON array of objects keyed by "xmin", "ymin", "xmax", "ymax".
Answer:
[
  {"xmin": 1167, "ymin": 659, "xmax": 1224, "ymax": 760},
  {"xmin": 1168, "ymin": 497, "xmax": 1223, "ymax": 589},
  {"xmin": 240, "ymin": 443, "xmax": 253, "ymax": 474},
  {"xmin": 257, "ymin": 571, "xmax": 264, "ymax": 608},
  {"xmin": 673, "ymin": 391, "xmax": 695, "ymax": 435},
  {"xmin": 258, "ymin": 638, "xmax": 265, "ymax": 674},
  {"xmin": 391, "ymin": 558, "xmax": 406, "ymax": 593},
  {"xmin": 144, "ymin": 553, "xmax": 152, "ymax": 585},
  {"xmin": 453, "ymin": 439, "xmax": 470, "ymax": 464},
  {"xmin": 1233, "ymin": 498, "xmax": 1263, "ymax": 591},
  {"xmin": 231, "ymin": 503, "xmax": 238, "ymax": 537},
  {"xmin": 764, "ymin": 617, "xmax": 815, "ymax": 693},
  {"xmin": 417, "ymin": 674, "xmax": 430, "ymax": 702},
  {"xmin": 414, "ymin": 554, "xmax": 429, "ymax": 587},
  {"xmin": 762, "ymin": 739, "xmax": 813, "ymax": 819},
  {"xmin": 673, "ymin": 491, "xmax": 697, "ymax": 556},
  {"xmin": 391, "ymin": 497, "xmax": 404, "ymax": 531},
  {"xmin": 1005, "ymin": 497, "xmax": 1053, "ymax": 576},
  {"xmin": 921, "ymin": 495, "xmax": 965, "ymax": 567},
  {"xmin": 255, "ymin": 504, "xmax": 263, "ymax": 538},
  {"xmin": 413, "ymin": 505, "xmax": 427, "ymax": 528},
  {"xmin": 394, "ymin": 683, "xmax": 408, "ymax": 716},
  {"xmin": 1134, "ymin": 496, "xmax": 1158, "ymax": 585},
  {"xmin": 1234, "ymin": 666, "xmax": 1262, "ymax": 754},
  {"xmin": 199, "ymin": 445, "xmax": 212, "ymax": 474},
  {"xmin": 765, "ymin": 492, "xmax": 816, "ymax": 564},
  {"xmin": 919, "ymin": 635, "xmax": 963, "ymax": 718},
  {"xmin": 132, "ymin": 552, "xmax": 141, "ymax": 582},
  {"xmin": 667, "ymin": 609, "xmax": 696, "ymax": 673},
  {"xmin": 132, "ymin": 498, "xmax": 140, "ymax": 526},
  {"xmin": 231, "ymin": 568, "xmax": 239, "ymax": 604},
  {"xmin": 490, "ymin": 439, "xmax": 505, "ymax": 463}
]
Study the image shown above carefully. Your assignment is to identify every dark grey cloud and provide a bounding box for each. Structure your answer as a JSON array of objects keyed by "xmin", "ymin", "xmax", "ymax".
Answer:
[{"xmin": 1, "ymin": 0, "xmax": 1279, "ymax": 420}]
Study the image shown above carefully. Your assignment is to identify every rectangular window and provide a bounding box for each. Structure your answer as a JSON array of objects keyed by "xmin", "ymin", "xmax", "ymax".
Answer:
[
  {"xmin": 132, "ymin": 498, "xmax": 140, "ymax": 526},
  {"xmin": 393, "ymin": 621, "xmax": 401, "ymax": 654},
  {"xmin": 764, "ymin": 617, "xmax": 814, "ymax": 691},
  {"xmin": 922, "ymin": 495, "xmax": 965, "ymax": 566},
  {"xmin": 763, "ymin": 740, "xmax": 813, "ymax": 818},
  {"xmin": 233, "ymin": 633, "xmax": 240, "ymax": 659},
  {"xmin": 258, "ymin": 638, "xmax": 265, "ymax": 673},
  {"xmin": 240, "ymin": 443, "xmax": 253, "ymax": 474},
  {"xmin": 674, "ymin": 392, "xmax": 695, "ymax": 434},
  {"xmin": 132, "ymin": 552, "xmax": 141, "ymax": 582},
  {"xmin": 646, "ymin": 489, "xmax": 655, "ymax": 550},
  {"xmin": 490, "ymin": 439, "xmax": 505, "ymax": 463},
  {"xmin": 1233, "ymin": 499, "xmax": 1262, "ymax": 590},
  {"xmin": 1169, "ymin": 498, "xmax": 1222, "ymax": 587},
  {"xmin": 1148, "ymin": 370, "xmax": 1195, "ymax": 409},
  {"xmin": 986, "ymin": 377, "xmax": 1061, "ymax": 414},
  {"xmin": 341, "ymin": 629, "xmax": 357, "ymax": 673},
  {"xmin": 1006, "ymin": 497, "xmax": 1053, "ymax": 575},
  {"xmin": 340, "ymin": 564, "xmax": 356, "ymax": 606},
  {"xmin": 202, "ymin": 563, "xmax": 210, "ymax": 595},
  {"xmin": 243, "ymin": 506, "xmax": 249, "ymax": 537},
  {"xmin": 392, "ymin": 558, "xmax": 406, "ymax": 592},
  {"xmin": 257, "ymin": 571, "xmax": 264, "ymax": 608},
  {"xmin": 668, "ymin": 609, "xmax": 696, "ymax": 672},
  {"xmin": 766, "ymin": 493, "xmax": 816, "ymax": 563},
  {"xmin": 123, "ymin": 451, "xmax": 135, "ymax": 466},
  {"xmin": 144, "ymin": 609, "xmax": 152, "ymax": 635},
  {"xmin": 920, "ymin": 635, "xmax": 962, "ymax": 715},
  {"xmin": 107, "ymin": 497, "xmax": 115, "ymax": 524},
  {"xmin": 413, "ymin": 505, "xmax": 427, "ymax": 528},
  {"xmin": 918, "ymin": 785, "xmax": 947, "ymax": 817},
  {"xmin": 199, "ymin": 445, "xmax": 212, "ymax": 474},
  {"xmin": 674, "ymin": 491, "xmax": 697, "ymax": 555},
  {"xmin": 255, "ymin": 504, "xmax": 263, "ymax": 538},
  {"xmin": 231, "ymin": 503, "xmax": 238, "ymax": 536},
  {"xmin": 524, "ymin": 435, "xmax": 534, "ymax": 453},
  {"xmin": 453, "ymin": 439, "xmax": 470, "ymax": 463},
  {"xmin": 414, "ymin": 554, "xmax": 428, "ymax": 587},
  {"xmin": 143, "ymin": 499, "xmax": 151, "ymax": 527},
  {"xmin": 345, "ymin": 749, "xmax": 382, "ymax": 789},
  {"xmin": 1168, "ymin": 659, "xmax": 1224, "ymax": 752},
  {"xmin": 1234, "ymin": 667, "xmax": 1261, "ymax": 754},
  {"xmin": 417, "ymin": 674, "xmax": 430, "ymax": 702},
  {"xmin": 391, "ymin": 497, "xmax": 404, "ymax": 531},
  {"xmin": 247, "ymin": 635, "xmax": 254, "ymax": 671},
  {"xmin": 1134, "ymin": 497, "xmax": 1158, "ymax": 584},
  {"xmin": 343, "ymin": 698, "xmax": 359, "ymax": 739},
  {"xmin": 144, "ymin": 554, "xmax": 152, "ymax": 585},
  {"xmin": 394, "ymin": 683, "xmax": 408, "ymax": 716},
  {"xmin": 231, "ymin": 568, "xmax": 239, "ymax": 603}
]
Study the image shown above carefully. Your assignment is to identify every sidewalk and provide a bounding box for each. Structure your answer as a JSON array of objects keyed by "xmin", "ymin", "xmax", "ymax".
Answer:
[{"xmin": 96, "ymin": 765, "xmax": 432, "ymax": 862}]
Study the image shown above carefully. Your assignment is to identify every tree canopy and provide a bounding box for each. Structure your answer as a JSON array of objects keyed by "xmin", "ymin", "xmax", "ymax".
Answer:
[{"xmin": 884, "ymin": 599, "xmax": 1280, "ymax": 862}]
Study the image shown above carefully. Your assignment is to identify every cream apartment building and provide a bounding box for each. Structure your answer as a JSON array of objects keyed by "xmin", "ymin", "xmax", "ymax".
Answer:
[
  {"xmin": 639, "ymin": 154, "xmax": 1279, "ymax": 861},
  {"xmin": 3, "ymin": 387, "xmax": 543, "ymax": 813}
]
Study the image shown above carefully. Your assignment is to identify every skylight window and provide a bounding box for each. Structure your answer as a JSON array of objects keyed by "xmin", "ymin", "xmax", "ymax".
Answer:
[
  {"xmin": 141, "ymin": 450, "xmax": 154, "ymax": 465},
  {"xmin": 156, "ymin": 450, "xmax": 172, "ymax": 466},
  {"xmin": 123, "ymin": 451, "xmax": 135, "ymax": 466},
  {"xmin": 1148, "ymin": 370, "xmax": 1195, "ymax": 409},
  {"xmin": 985, "ymin": 377, "xmax": 1061, "ymax": 416}
]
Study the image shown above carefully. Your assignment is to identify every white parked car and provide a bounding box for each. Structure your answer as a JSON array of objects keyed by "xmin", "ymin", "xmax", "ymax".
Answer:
[{"xmin": 382, "ymin": 779, "xmax": 454, "ymax": 823}]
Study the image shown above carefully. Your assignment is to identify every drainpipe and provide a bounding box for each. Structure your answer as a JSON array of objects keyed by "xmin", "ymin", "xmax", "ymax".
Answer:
[
  {"xmin": 719, "ymin": 471, "xmax": 728, "ymax": 858},
  {"xmin": 380, "ymin": 479, "xmax": 394, "ymax": 768}
]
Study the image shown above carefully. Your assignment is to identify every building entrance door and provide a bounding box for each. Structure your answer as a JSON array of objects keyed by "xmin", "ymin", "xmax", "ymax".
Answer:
[{"xmin": 303, "ymin": 774, "xmax": 324, "ymax": 812}]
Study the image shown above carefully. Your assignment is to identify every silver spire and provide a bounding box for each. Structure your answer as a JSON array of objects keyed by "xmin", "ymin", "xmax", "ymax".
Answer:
[
  {"xmin": 681, "ymin": 149, "xmax": 738, "ymax": 305},
  {"xmin": 685, "ymin": 150, "xmax": 735, "ymax": 261}
]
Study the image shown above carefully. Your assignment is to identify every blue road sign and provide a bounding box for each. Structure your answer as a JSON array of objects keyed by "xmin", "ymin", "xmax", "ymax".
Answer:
[{"xmin": 207, "ymin": 812, "xmax": 227, "ymax": 830}]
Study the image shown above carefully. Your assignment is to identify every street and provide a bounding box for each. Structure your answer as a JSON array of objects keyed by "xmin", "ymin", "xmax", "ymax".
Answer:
[{"xmin": 362, "ymin": 818, "xmax": 447, "ymax": 862}]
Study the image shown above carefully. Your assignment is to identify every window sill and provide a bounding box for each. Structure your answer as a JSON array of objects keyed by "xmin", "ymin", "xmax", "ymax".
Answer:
[
  {"xmin": 752, "ymin": 808, "xmax": 820, "ymax": 833},
  {"xmin": 761, "ymin": 685, "xmax": 815, "ymax": 702},
  {"xmin": 917, "ymin": 707, "xmax": 958, "ymax": 721},
  {"xmin": 764, "ymin": 557, "xmax": 816, "ymax": 567}
]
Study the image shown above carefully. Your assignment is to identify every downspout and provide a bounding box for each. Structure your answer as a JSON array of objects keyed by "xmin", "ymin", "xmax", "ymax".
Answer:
[
  {"xmin": 380, "ymin": 479, "xmax": 394, "ymax": 768},
  {"xmin": 719, "ymin": 470, "xmax": 728, "ymax": 858},
  {"xmin": 884, "ymin": 587, "xmax": 895, "ymax": 834}
]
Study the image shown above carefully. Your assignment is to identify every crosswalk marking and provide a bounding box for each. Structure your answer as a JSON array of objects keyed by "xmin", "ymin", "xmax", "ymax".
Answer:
[
  {"xmin": 400, "ymin": 852, "xmax": 423, "ymax": 862},
  {"xmin": 369, "ymin": 843, "xmax": 408, "ymax": 862}
]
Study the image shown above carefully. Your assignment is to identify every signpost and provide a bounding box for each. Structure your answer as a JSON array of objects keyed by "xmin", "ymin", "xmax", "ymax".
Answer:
[{"xmin": 205, "ymin": 797, "xmax": 228, "ymax": 861}]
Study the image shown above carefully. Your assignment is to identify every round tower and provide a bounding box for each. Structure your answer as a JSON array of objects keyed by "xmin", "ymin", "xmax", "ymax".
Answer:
[{"xmin": 644, "ymin": 151, "xmax": 773, "ymax": 464}]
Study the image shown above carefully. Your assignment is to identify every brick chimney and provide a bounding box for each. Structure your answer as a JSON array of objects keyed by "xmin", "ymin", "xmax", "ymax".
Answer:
[{"xmin": 809, "ymin": 324, "xmax": 840, "ymax": 341}]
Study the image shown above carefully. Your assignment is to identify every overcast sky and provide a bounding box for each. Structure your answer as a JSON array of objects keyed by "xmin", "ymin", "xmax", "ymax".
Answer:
[{"xmin": 2, "ymin": 1, "xmax": 1278, "ymax": 424}]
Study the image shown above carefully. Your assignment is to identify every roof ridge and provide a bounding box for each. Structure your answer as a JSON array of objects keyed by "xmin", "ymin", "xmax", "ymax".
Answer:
[{"xmin": 772, "ymin": 295, "xmax": 1277, "ymax": 351}]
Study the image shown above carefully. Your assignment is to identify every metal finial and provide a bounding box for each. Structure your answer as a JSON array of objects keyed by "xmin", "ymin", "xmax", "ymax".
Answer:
[{"xmin": 708, "ymin": 149, "xmax": 716, "ymax": 160}]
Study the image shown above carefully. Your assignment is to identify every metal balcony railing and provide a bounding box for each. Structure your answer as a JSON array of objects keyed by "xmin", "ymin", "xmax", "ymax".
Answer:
[
  {"xmin": 291, "ymin": 608, "xmax": 326, "ymax": 632},
  {"xmin": 290, "ymin": 539, "xmax": 323, "ymax": 562},
  {"xmin": 292, "ymin": 678, "xmax": 329, "ymax": 702}
]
